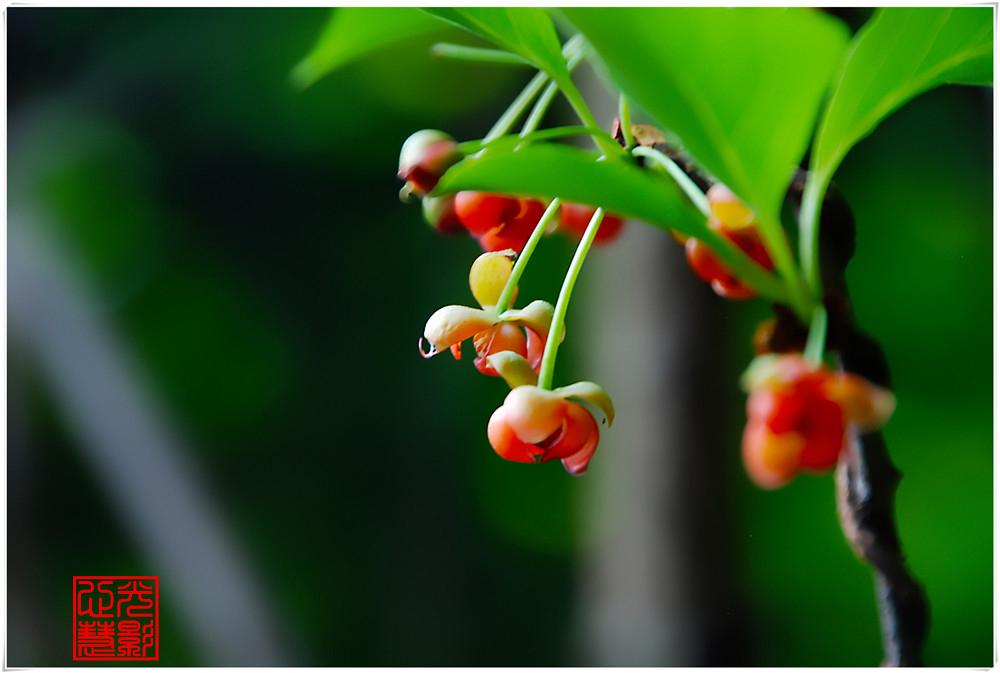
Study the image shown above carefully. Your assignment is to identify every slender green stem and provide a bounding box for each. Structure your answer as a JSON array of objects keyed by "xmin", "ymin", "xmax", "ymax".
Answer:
[
  {"xmin": 520, "ymin": 81, "xmax": 559, "ymax": 136},
  {"xmin": 521, "ymin": 45, "xmax": 586, "ymax": 137},
  {"xmin": 457, "ymin": 127, "xmax": 605, "ymax": 156},
  {"xmin": 618, "ymin": 93, "xmax": 635, "ymax": 150},
  {"xmin": 485, "ymin": 34, "xmax": 586, "ymax": 143},
  {"xmin": 430, "ymin": 43, "xmax": 532, "ymax": 67},
  {"xmin": 485, "ymin": 71, "xmax": 550, "ymax": 142},
  {"xmin": 494, "ymin": 199, "xmax": 562, "ymax": 315},
  {"xmin": 631, "ymin": 146, "xmax": 709, "ymax": 215},
  {"xmin": 517, "ymin": 127, "xmax": 605, "ymax": 144},
  {"xmin": 799, "ymin": 165, "xmax": 832, "ymax": 299},
  {"xmin": 803, "ymin": 304, "xmax": 828, "ymax": 366},
  {"xmin": 755, "ymin": 211, "xmax": 814, "ymax": 322},
  {"xmin": 558, "ymin": 80, "xmax": 621, "ymax": 156},
  {"xmin": 537, "ymin": 208, "xmax": 605, "ymax": 390}
]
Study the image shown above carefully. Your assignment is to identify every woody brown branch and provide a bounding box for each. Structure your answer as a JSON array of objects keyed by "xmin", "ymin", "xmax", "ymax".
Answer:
[
  {"xmin": 794, "ymin": 177, "xmax": 930, "ymax": 667},
  {"xmin": 623, "ymin": 120, "xmax": 930, "ymax": 665}
]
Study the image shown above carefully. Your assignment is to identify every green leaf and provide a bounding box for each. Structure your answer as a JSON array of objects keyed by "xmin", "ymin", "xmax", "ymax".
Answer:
[
  {"xmin": 429, "ymin": 43, "xmax": 532, "ymax": 67},
  {"xmin": 563, "ymin": 8, "xmax": 849, "ymax": 223},
  {"xmin": 421, "ymin": 8, "xmax": 569, "ymax": 84},
  {"xmin": 291, "ymin": 8, "xmax": 449, "ymax": 89},
  {"xmin": 800, "ymin": 7, "xmax": 992, "ymax": 296},
  {"xmin": 813, "ymin": 7, "xmax": 993, "ymax": 179},
  {"xmin": 437, "ymin": 139, "xmax": 700, "ymax": 233},
  {"xmin": 434, "ymin": 139, "xmax": 789, "ymax": 302}
]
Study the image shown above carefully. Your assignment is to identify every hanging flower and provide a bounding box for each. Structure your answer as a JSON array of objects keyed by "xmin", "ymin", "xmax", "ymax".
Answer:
[
  {"xmin": 453, "ymin": 191, "xmax": 547, "ymax": 253},
  {"xmin": 740, "ymin": 354, "xmax": 896, "ymax": 489},
  {"xmin": 682, "ymin": 184, "xmax": 774, "ymax": 300},
  {"xmin": 483, "ymin": 365, "xmax": 615, "ymax": 475},
  {"xmin": 558, "ymin": 202, "xmax": 625, "ymax": 244},
  {"xmin": 420, "ymin": 251, "xmax": 555, "ymax": 376}
]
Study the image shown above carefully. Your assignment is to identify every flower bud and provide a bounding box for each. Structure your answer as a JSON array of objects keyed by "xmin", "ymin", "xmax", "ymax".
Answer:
[
  {"xmin": 469, "ymin": 251, "xmax": 515, "ymax": 308},
  {"xmin": 398, "ymin": 130, "xmax": 462, "ymax": 198},
  {"xmin": 707, "ymin": 183, "xmax": 756, "ymax": 229},
  {"xmin": 422, "ymin": 194, "xmax": 464, "ymax": 234}
]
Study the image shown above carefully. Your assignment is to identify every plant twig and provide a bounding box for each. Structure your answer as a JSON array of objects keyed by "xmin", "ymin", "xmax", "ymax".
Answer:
[
  {"xmin": 834, "ymin": 329, "xmax": 929, "ymax": 666},
  {"xmin": 787, "ymin": 173, "xmax": 929, "ymax": 666}
]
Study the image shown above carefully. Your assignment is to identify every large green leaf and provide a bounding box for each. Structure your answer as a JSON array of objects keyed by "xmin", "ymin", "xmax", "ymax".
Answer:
[
  {"xmin": 291, "ymin": 8, "xmax": 449, "ymax": 89},
  {"xmin": 421, "ymin": 8, "xmax": 569, "ymax": 85},
  {"xmin": 813, "ymin": 7, "xmax": 993, "ymax": 179},
  {"xmin": 563, "ymin": 8, "xmax": 849, "ymax": 223},
  {"xmin": 437, "ymin": 139, "xmax": 699, "ymax": 231},
  {"xmin": 434, "ymin": 139, "xmax": 787, "ymax": 301}
]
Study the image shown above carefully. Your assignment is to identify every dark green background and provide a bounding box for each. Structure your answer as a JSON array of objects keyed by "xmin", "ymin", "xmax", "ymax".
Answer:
[{"xmin": 7, "ymin": 8, "xmax": 992, "ymax": 666}]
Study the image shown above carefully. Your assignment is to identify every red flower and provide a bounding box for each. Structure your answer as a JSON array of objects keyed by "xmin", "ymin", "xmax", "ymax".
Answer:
[
  {"xmin": 486, "ymin": 381, "xmax": 614, "ymax": 475},
  {"xmin": 558, "ymin": 202, "xmax": 625, "ymax": 244},
  {"xmin": 682, "ymin": 184, "xmax": 773, "ymax": 300},
  {"xmin": 741, "ymin": 355, "xmax": 896, "ymax": 489},
  {"xmin": 454, "ymin": 191, "xmax": 547, "ymax": 253},
  {"xmin": 420, "ymin": 252, "xmax": 554, "ymax": 376}
]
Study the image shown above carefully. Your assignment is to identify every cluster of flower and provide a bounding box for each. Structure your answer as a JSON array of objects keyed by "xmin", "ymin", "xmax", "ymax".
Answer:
[
  {"xmin": 402, "ymin": 128, "xmax": 895, "ymax": 487},
  {"xmin": 418, "ymin": 251, "xmax": 614, "ymax": 475},
  {"xmin": 400, "ymin": 130, "xmax": 624, "ymax": 253},
  {"xmin": 402, "ymin": 130, "xmax": 615, "ymax": 475}
]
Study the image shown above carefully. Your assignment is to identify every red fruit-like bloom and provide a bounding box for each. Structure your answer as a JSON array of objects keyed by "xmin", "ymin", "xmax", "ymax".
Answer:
[
  {"xmin": 684, "ymin": 184, "xmax": 773, "ymax": 300},
  {"xmin": 559, "ymin": 202, "xmax": 625, "ymax": 244},
  {"xmin": 398, "ymin": 130, "xmax": 463, "ymax": 198},
  {"xmin": 454, "ymin": 191, "xmax": 547, "ymax": 253},
  {"xmin": 420, "ymin": 252, "xmax": 554, "ymax": 376},
  {"xmin": 740, "ymin": 355, "xmax": 896, "ymax": 489},
  {"xmin": 487, "ymin": 384, "xmax": 614, "ymax": 475}
]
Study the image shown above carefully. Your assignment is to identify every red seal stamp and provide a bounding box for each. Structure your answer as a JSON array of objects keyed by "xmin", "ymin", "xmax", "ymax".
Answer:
[{"xmin": 73, "ymin": 576, "xmax": 159, "ymax": 660}]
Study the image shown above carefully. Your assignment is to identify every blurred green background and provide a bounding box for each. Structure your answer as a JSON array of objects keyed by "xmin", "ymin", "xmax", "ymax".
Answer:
[{"xmin": 7, "ymin": 7, "xmax": 992, "ymax": 666}]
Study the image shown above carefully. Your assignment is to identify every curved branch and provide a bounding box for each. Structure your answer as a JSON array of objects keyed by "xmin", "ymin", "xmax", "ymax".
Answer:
[
  {"xmin": 781, "ymin": 174, "xmax": 930, "ymax": 666},
  {"xmin": 835, "ymin": 326, "xmax": 929, "ymax": 666}
]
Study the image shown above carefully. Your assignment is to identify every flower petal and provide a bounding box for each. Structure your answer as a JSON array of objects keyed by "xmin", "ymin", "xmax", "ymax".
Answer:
[
  {"xmin": 741, "ymin": 419, "xmax": 803, "ymax": 489},
  {"xmin": 824, "ymin": 375, "xmax": 896, "ymax": 432},
  {"xmin": 485, "ymin": 351, "xmax": 539, "ymax": 389},
  {"xmin": 553, "ymin": 381, "xmax": 615, "ymax": 428},
  {"xmin": 501, "ymin": 386, "xmax": 566, "ymax": 444},
  {"xmin": 557, "ymin": 403, "xmax": 600, "ymax": 475},
  {"xmin": 487, "ymin": 406, "xmax": 538, "ymax": 463},
  {"xmin": 525, "ymin": 327, "xmax": 546, "ymax": 371},
  {"xmin": 422, "ymin": 305, "xmax": 498, "ymax": 356},
  {"xmin": 739, "ymin": 353, "xmax": 817, "ymax": 392},
  {"xmin": 501, "ymin": 300, "xmax": 557, "ymax": 341}
]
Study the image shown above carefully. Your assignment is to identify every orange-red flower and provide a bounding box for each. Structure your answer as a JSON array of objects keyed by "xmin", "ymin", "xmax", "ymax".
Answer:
[
  {"xmin": 740, "ymin": 354, "xmax": 896, "ymax": 489},
  {"xmin": 486, "ymin": 380, "xmax": 614, "ymax": 475},
  {"xmin": 558, "ymin": 202, "xmax": 625, "ymax": 244},
  {"xmin": 681, "ymin": 184, "xmax": 773, "ymax": 300},
  {"xmin": 420, "ymin": 251, "xmax": 554, "ymax": 376},
  {"xmin": 454, "ymin": 191, "xmax": 547, "ymax": 254}
]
